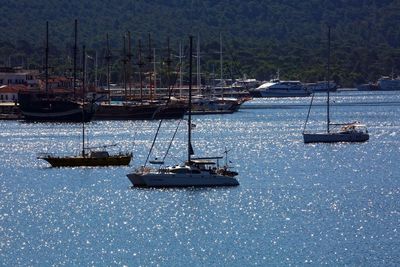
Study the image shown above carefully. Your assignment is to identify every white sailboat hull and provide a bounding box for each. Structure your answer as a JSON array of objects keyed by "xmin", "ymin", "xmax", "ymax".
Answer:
[
  {"xmin": 127, "ymin": 37, "xmax": 240, "ymax": 188},
  {"xmin": 303, "ymin": 132, "xmax": 369, "ymax": 143},
  {"xmin": 127, "ymin": 172, "xmax": 239, "ymax": 188}
]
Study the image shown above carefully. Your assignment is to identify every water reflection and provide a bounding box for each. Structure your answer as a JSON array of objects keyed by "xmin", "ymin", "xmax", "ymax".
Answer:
[{"xmin": 0, "ymin": 91, "xmax": 399, "ymax": 265}]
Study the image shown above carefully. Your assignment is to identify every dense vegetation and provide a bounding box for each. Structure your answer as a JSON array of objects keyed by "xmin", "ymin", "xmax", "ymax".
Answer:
[{"xmin": 1, "ymin": 0, "xmax": 400, "ymax": 87}]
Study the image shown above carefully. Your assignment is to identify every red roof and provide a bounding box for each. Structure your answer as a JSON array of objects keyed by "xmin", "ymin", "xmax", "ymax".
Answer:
[
  {"xmin": 0, "ymin": 84, "xmax": 28, "ymax": 93},
  {"xmin": 50, "ymin": 88, "xmax": 72, "ymax": 94}
]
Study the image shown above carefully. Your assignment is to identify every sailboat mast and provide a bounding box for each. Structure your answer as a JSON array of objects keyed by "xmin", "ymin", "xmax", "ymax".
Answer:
[
  {"xmin": 105, "ymin": 33, "xmax": 112, "ymax": 104},
  {"xmin": 148, "ymin": 33, "xmax": 153, "ymax": 101},
  {"xmin": 197, "ymin": 33, "xmax": 201, "ymax": 94},
  {"xmin": 153, "ymin": 48, "xmax": 157, "ymax": 97},
  {"xmin": 138, "ymin": 39, "xmax": 144, "ymax": 102},
  {"xmin": 127, "ymin": 31, "xmax": 133, "ymax": 99},
  {"xmin": 82, "ymin": 45, "xmax": 86, "ymax": 157},
  {"xmin": 73, "ymin": 19, "xmax": 77, "ymax": 99},
  {"xmin": 327, "ymin": 26, "xmax": 331, "ymax": 133},
  {"xmin": 45, "ymin": 21, "xmax": 49, "ymax": 100},
  {"xmin": 179, "ymin": 41, "xmax": 183, "ymax": 97},
  {"xmin": 220, "ymin": 33, "xmax": 223, "ymax": 84},
  {"xmin": 188, "ymin": 36, "xmax": 193, "ymax": 164},
  {"xmin": 122, "ymin": 34, "xmax": 128, "ymax": 102},
  {"xmin": 95, "ymin": 50, "xmax": 98, "ymax": 88},
  {"xmin": 166, "ymin": 37, "xmax": 172, "ymax": 98},
  {"xmin": 220, "ymin": 33, "xmax": 224, "ymax": 99}
]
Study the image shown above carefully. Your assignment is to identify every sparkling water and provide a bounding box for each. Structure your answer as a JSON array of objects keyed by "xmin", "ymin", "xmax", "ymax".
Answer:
[{"xmin": 1, "ymin": 91, "xmax": 399, "ymax": 266}]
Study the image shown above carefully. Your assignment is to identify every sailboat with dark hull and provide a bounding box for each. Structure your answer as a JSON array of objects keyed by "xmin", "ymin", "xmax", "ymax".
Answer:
[
  {"xmin": 302, "ymin": 26, "xmax": 369, "ymax": 143},
  {"xmin": 19, "ymin": 21, "xmax": 96, "ymax": 122},
  {"xmin": 39, "ymin": 150, "xmax": 132, "ymax": 167},
  {"xmin": 126, "ymin": 36, "xmax": 239, "ymax": 188},
  {"xmin": 93, "ymin": 33, "xmax": 185, "ymax": 121},
  {"xmin": 18, "ymin": 91, "xmax": 95, "ymax": 122},
  {"xmin": 303, "ymin": 122, "xmax": 369, "ymax": 143},
  {"xmin": 38, "ymin": 45, "xmax": 132, "ymax": 167},
  {"xmin": 94, "ymin": 103, "xmax": 159, "ymax": 120}
]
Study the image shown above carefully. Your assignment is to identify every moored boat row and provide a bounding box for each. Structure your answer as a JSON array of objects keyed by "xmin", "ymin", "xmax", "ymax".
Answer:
[{"xmin": 357, "ymin": 76, "xmax": 400, "ymax": 91}]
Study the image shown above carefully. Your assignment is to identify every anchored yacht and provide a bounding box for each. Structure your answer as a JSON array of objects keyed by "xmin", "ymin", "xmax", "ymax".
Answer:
[{"xmin": 249, "ymin": 79, "xmax": 310, "ymax": 97}]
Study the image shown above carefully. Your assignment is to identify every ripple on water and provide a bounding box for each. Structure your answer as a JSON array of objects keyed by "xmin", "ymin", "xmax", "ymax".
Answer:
[{"xmin": 0, "ymin": 91, "xmax": 399, "ymax": 265}]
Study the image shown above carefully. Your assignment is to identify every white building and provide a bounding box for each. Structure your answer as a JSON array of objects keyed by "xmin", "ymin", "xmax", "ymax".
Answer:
[
  {"xmin": 0, "ymin": 67, "xmax": 39, "ymax": 89},
  {"xmin": 0, "ymin": 85, "xmax": 20, "ymax": 102}
]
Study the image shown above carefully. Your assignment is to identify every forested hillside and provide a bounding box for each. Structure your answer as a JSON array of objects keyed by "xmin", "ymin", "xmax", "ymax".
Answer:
[{"xmin": 1, "ymin": 0, "xmax": 400, "ymax": 86}]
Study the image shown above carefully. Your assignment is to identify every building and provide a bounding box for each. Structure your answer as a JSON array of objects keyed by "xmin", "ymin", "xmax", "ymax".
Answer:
[
  {"xmin": 0, "ymin": 67, "xmax": 39, "ymax": 89},
  {"xmin": 0, "ymin": 84, "xmax": 26, "ymax": 102}
]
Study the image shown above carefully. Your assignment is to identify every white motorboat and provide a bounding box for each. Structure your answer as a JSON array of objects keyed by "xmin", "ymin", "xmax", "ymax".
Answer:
[{"xmin": 249, "ymin": 79, "xmax": 310, "ymax": 97}]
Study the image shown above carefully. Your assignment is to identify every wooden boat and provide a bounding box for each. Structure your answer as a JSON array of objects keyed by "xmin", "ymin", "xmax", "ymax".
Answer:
[
  {"xmin": 38, "ymin": 45, "xmax": 132, "ymax": 167},
  {"xmin": 93, "ymin": 100, "xmax": 186, "ymax": 120},
  {"xmin": 93, "ymin": 34, "xmax": 185, "ymax": 121},
  {"xmin": 19, "ymin": 91, "xmax": 96, "ymax": 122},
  {"xmin": 38, "ymin": 151, "xmax": 132, "ymax": 167},
  {"xmin": 19, "ymin": 21, "xmax": 96, "ymax": 123}
]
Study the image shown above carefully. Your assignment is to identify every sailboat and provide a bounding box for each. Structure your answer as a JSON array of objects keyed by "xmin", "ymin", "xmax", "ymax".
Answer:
[
  {"xmin": 38, "ymin": 45, "xmax": 132, "ymax": 167},
  {"xmin": 302, "ymin": 26, "xmax": 369, "ymax": 143},
  {"xmin": 189, "ymin": 33, "xmax": 243, "ymax": 115},
  {"xmin": 19, "ymin": 20, "xmax": 96, "ymax": 122},
  {"xmin": 93, "ymin": 33, "xmax": 186, "ymax": 120},
  {"xmin": 126, "ymin": 36, "xmax": 239, "ymax": 187}
]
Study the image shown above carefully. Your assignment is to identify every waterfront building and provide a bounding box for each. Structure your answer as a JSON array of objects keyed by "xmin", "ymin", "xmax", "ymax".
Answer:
[{"xmin": 0, "ymin": 67, "xmax": 39, "ymax": 89}]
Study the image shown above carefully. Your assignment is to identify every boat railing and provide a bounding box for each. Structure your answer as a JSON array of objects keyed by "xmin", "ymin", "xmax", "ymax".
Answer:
[
  {"xmin": 37, "ymin": 152, "xmax": 66, "ymax": 159},
  {"xmin": 36, "ymin": 152, "xmax": 80, "ymax": 158},
  {"xmin": 330, "ymin": 122, "xmax": 368, "ymax": 133},
  {"xmin": 37, "ymin": 152, "xmax": 52, "ymax": 159},
  {"xmin": 136, "ymin": 166, "xmax": 152, "ymax": 174}
]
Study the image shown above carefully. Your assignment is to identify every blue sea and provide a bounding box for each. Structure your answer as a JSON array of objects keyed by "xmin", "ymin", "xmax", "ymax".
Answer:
[{"xmin": 1, "ymin": 91, "xmax": 399, "ymax": 266}]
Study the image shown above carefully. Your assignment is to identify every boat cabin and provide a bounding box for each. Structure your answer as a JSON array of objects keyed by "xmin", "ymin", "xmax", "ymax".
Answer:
[
  {"xmin": 338, "ymin": 122, "xmax": 368, "ymax": 134},
  {"xmin": 89, "ymin": 151, "xmax": 110, "ymax": 158}
]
